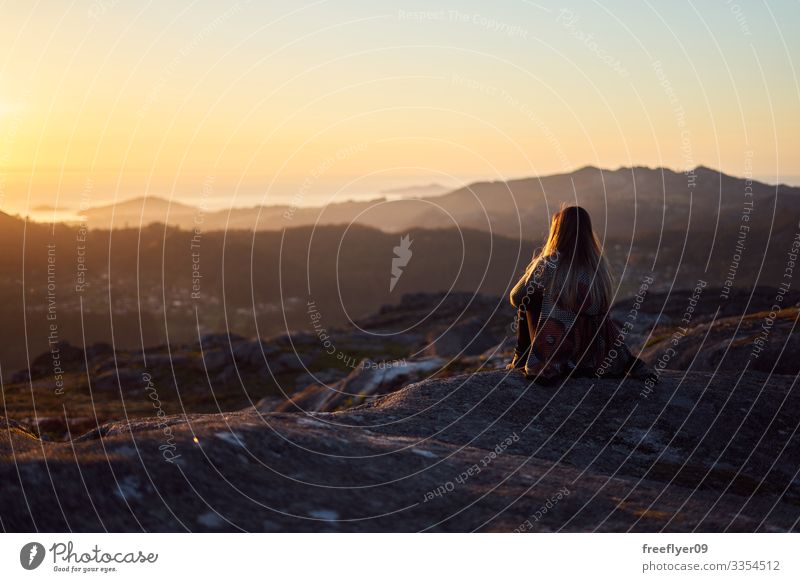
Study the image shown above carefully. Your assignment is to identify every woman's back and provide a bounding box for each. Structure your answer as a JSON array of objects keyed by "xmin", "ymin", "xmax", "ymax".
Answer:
[{"xmin": 508, "ymin": 206, "xmax": 654, "ymax": 384}]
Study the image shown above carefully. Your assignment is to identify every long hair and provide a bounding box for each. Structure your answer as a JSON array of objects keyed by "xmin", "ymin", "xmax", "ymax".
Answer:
[{"xmin": 519, "ymin": 205, "xmax": 612, "ymax": 311}]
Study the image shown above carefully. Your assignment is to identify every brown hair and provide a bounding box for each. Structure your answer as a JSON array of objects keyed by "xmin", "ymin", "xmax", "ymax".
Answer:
[{"xmin": 517, "ymin": 205, "xmax": 612, "ymax": 311}]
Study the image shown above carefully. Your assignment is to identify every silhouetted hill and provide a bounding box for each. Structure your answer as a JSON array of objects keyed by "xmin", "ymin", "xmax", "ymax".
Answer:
[
  {"xmin": 66, "ymin": 164, "xmax": 800, "ymax": 295},
  {"xmin": 0, "ymin": 219, "xmax": 528, "ymax": 375},
  {"xmin": 81, "ymin": 196, "xmax": 198, "ymax": 228},
  {"xmin": 75, "ymin": 165, "xmax": 800, "ymax": 243},
  {"xmin": 381, "ymin": 183, "xmax": 449, "ymax": 197},
  {"xmin": 2, "ymin": 164, "xmax": 797, "ymax": 379}
]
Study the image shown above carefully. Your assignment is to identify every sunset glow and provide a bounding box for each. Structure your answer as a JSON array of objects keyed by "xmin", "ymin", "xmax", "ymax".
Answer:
[{"xmin": 1, "ymin": 1, "xmax": 798, "ymax": 219}]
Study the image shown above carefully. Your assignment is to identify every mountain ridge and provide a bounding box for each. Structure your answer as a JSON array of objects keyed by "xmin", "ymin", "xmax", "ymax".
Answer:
[{"xmin": 32, "ymin": 164, "xmax": 798, "ymax": 236}]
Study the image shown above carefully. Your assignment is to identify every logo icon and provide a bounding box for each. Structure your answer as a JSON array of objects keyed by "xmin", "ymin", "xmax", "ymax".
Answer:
[
  {"xmin": 389, "ymin": 234, "xmax": 413, "ymax": 292},
  {"xmin": 20, "ymin": 542, "xmax": 46, "ymax": 570}
]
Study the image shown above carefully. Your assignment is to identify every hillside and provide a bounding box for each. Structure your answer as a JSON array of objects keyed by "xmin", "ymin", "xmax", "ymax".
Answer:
[
  {"xmin": 1, "ymin": 285, "xmax": 797, "ymax": 532},
  {"xmin": 0, "ymin": 222, "xmax": 529, "ymax": 375},
  {"xmin": 3, "ymin": 164, "xmax": 797, "ymax": 376},
  {"xmin": 2, "ymin": 368, "xmax": 797, "ymax": 532},
  {"xmin": 0, "ymin": 292, "xmax": 514, "ymax": 438},
  {"xmin": 75, "ymin": 166, "xmax": 800, "ymax": 242},
  {"xmin": 3, "ymin": 288, "xmax": 797, "ymax": 439},
  {"xmin": 81, "ymin": 196, "xmax": 200, "ymax": 229},
  {"xmin": 641, "ymin": 306, "xmax": 800, "ymax": 376}
]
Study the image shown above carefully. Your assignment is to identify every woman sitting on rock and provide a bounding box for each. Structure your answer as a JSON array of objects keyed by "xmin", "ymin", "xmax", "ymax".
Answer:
[{"xmin": 508, "ymin": 205, "xmax": 654, "ymax": 385}]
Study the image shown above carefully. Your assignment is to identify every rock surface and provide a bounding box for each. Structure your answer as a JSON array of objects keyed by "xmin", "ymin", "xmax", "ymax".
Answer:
[
  {"xmin": 261, "ymin": 357, "xmax": 445, "ymax": 413},
  {"xmin": 2, "ymin": 369, "xmax": 798, "ymax": 532},
  {"xmin": 641, "ymin": 307, "xmax": 799, "ymax": 376}
]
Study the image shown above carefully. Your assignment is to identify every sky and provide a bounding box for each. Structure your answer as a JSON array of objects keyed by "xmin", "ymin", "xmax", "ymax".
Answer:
[{"xmin": 1, "ymin": 0, "xmax": 798, "ymax": 219}]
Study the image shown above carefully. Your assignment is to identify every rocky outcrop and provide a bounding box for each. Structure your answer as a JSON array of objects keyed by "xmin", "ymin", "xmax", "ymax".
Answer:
[
  {"xmin": 642, "ymin": 307, "xmax": 799, "ymax": 376},
  {"xmin": 11, "ymin": 341, "xmax": 85, "ymax": 383},
  {"xmin": 423, "ymin": 316, "xmax": 504, "ymax": 358},
  {"xmin": 6, "ymin": 288, "xmax": 798, "ymax": 446},
  {"xmin": 2, "ymin": 369, "xmax": 797, "ymax": 532},
  {"xmin": 611, "ymin": 287, "xmax": 800, "ymax": 354},
  {"xmin": 258, "ymin": 357, "xmax": 444, "ymax": 413},
  {"xmin": 2, "ymin": 292, "xmax": 517, "ymax": 439}
]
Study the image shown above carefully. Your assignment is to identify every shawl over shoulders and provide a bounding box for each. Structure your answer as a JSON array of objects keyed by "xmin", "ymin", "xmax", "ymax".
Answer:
[
  {"xmin": 509, "ymin": 253, "xmax": 558, "ymax": 308},
  {"xmin": 511, "ymin": 254, "xmax": 633, "ymax": 381}
]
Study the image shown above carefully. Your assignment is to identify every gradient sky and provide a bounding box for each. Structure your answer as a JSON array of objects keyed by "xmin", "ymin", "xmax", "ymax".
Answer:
[{"xmin": 1, "ymin": 0, "xmax": 798, "ymax": 218}]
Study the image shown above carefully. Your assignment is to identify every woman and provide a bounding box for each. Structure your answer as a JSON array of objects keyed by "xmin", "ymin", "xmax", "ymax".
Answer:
[{"xmin": 508, "ymin": 205, "xmax": 654, "ymax": 385}]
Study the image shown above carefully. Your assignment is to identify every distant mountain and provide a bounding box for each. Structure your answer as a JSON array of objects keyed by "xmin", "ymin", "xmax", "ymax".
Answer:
[
  {"xmin": 408, "ymin": 164, "xmax": 800, "ymax": 239},
  {"xmin": 72, "ymin": 165, "xmax": 800, "ymax": 296},
  {"xmin": 81, "ymin": 196, "xmax": 200, "ymax": 228},
  {"xmin": 79, "ymin": 195, "xmax": 428, "ymax": 233},
  {"xmin": 380, "ymin": 182, "xmax": 449, "ymax": 197},
  {"xmin": 76, "ymin": 166, "xmax": 799, "ymax": 243},
  {"xmin": 4, "ymin": 165, "xmax": 798, "ymax": 376}
]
